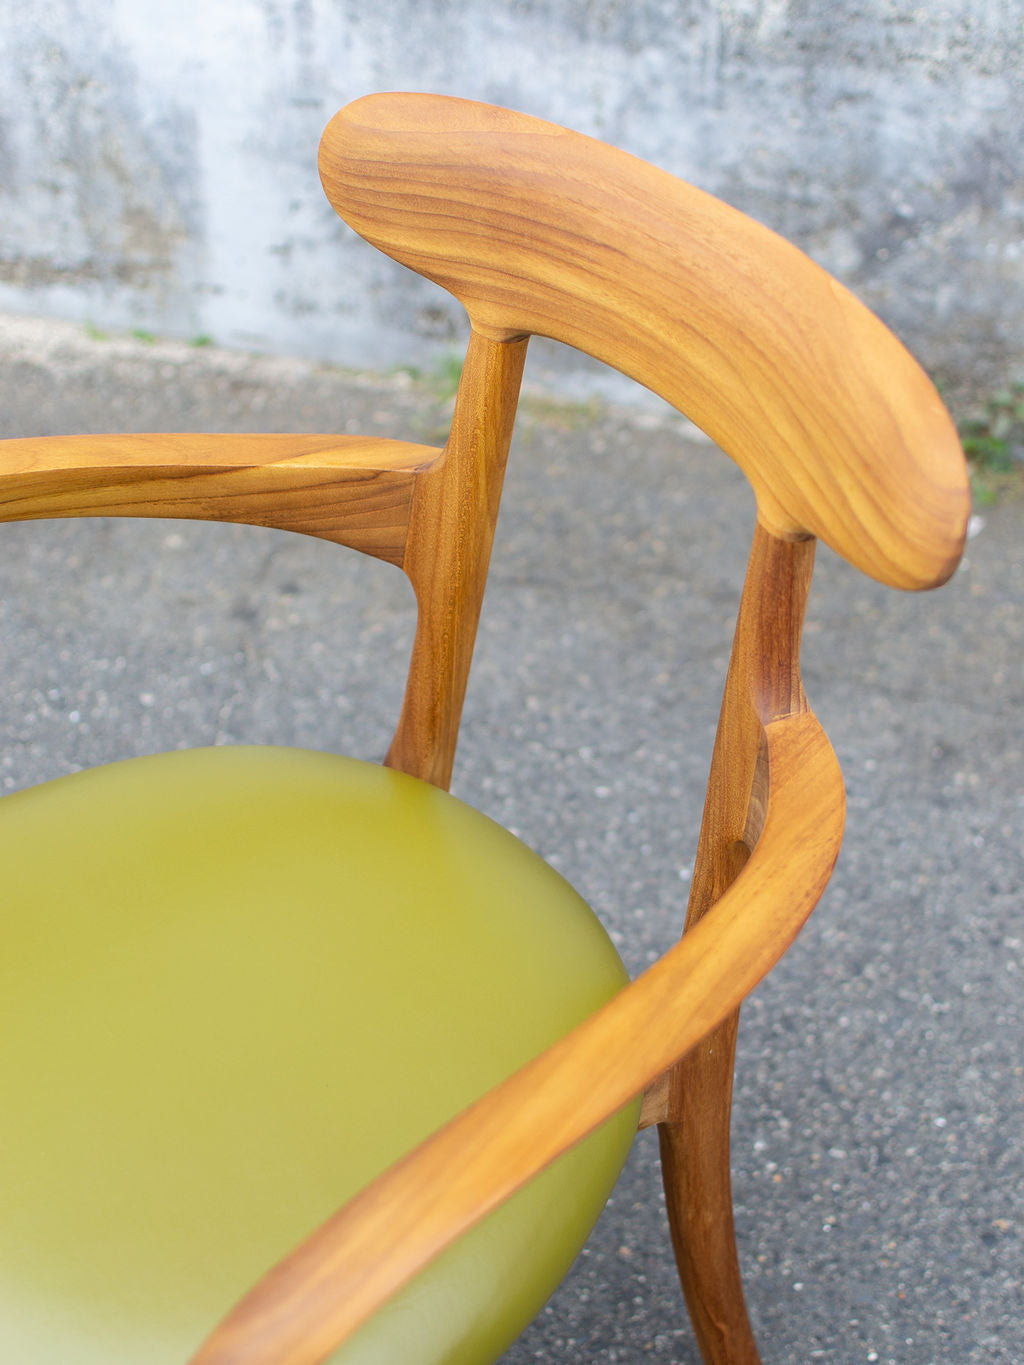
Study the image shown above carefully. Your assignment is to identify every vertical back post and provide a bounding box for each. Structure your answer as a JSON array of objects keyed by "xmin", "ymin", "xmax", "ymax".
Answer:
[{"xmin": 386, "ymin": 330, "xmax": 529, "ymax": 789}]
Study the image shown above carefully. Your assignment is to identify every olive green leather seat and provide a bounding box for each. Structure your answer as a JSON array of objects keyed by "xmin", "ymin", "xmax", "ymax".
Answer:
[{"xmin": 0, "ymin": 745, "xmax": 636, "ymax": 1365}]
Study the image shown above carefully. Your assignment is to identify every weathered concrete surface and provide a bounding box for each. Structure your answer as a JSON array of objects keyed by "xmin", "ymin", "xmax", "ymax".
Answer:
[
  {"xmin": 1, "ymin": 315, "xmax": 1021, "ymax": 1362},
  {"xmin": 1, "ymin": 1, "xmax": 1022, "ymax": 397}
]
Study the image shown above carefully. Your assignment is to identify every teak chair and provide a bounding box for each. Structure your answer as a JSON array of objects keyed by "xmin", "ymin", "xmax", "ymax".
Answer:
[{"xmin": 0, "ymin": 94, "xmax": 969, "ymax": 1365}]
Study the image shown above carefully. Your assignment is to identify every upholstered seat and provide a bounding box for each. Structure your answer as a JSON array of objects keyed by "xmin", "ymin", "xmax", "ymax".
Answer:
[{"xmin": 0, "ymin": 746, "xmax": 636, "ymax": 1364}]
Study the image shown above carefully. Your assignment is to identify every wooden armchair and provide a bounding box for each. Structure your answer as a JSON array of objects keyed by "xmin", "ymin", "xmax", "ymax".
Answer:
[{"xmin": 0, "ymin": 94, "xmax": 969, "ymax": 1364}]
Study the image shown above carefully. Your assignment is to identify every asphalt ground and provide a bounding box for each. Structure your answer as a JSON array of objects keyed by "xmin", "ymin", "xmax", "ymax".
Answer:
[{"xmin": 1, "ymin": 313, "xmax": 1022, "ymax": 1364}]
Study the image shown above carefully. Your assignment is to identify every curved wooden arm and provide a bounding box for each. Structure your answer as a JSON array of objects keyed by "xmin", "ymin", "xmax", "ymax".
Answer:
[
  {"xmin": 0, "ymin": 433, "xmax": 441, "ymax": 565},
  {"xmin": 189, "ymin": 707, "xmax": 844, "ymax": 1365}
]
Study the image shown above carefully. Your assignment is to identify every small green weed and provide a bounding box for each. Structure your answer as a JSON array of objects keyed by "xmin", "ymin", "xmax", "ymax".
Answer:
[
  {"xmin": 520, "ymin": 392, "xmax": 604, "ymax": 431},
  {"xmin": 389, "ymin": 362, "xmax": 423, "ymax": 383},
  {"xmin": 428, "ymin": 352, "xmax": 464, "ymax": 402},
  {"xmin": 957, "ymin": 381, "xmax": 1024, "ymax": 504},
  {"xmin": 959, "ymin": 382, "xmax": 1024, "ymax": 471}
]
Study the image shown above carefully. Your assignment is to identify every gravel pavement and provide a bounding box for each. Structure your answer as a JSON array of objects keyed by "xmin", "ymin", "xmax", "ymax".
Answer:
[{"xmin": 1, "ymin": 313, "xmax": 1021, "ymax": 1364}]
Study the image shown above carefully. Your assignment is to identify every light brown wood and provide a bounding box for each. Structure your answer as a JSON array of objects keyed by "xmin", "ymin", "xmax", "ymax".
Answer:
[
  {"xmin": 638, "ymin": 1070, "xmax": 671, "ymax": 1130},
  {"xmin": 0, "ymin": 433, "xmax": 439, "ymax": 566},
  {"xmin": 386, "ymin": 331, "xmax": 527, "ymax": 787},
  {"xmin": 319, "ymin": 93, "xmax": 969, "ymax": 591},
  {"xmin": 0, "ymin": 339, "xmax": 523, "ymax": 790},
  {"xmin": 656, "ymin": 524, "xmax": 817, "ymax": 1365}
]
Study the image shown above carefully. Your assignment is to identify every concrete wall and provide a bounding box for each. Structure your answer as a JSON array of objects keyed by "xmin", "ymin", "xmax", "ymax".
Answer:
[{"xmin": 1, "ymin": 1, "xmax": 1021, "ymax": 397}]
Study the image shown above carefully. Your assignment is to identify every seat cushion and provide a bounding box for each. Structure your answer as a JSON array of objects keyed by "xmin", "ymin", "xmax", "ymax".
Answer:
[{"xmin": 0, "ymin": 745, "xmax": 636, "ymax": 1364}]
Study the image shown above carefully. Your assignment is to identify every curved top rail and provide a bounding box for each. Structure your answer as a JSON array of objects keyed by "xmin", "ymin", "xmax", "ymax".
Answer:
[{"xmin": 319, "ymin": 93, "xmax": 969, "ymax": 591}]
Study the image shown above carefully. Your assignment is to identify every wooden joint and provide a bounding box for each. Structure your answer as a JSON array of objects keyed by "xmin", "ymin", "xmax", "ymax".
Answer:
[{"xmin": 638, "ymin": 1070, "xmax": 671, "ymax": 1129}]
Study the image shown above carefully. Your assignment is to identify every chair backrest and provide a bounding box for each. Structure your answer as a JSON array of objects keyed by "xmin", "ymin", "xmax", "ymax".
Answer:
[
  {"xmin": 2, "ymin": 94, "xmax": 969, "ymax": 802},
  {"xmin": 319, "ymin": 93, "xmax": 969, "ymax": 593}
]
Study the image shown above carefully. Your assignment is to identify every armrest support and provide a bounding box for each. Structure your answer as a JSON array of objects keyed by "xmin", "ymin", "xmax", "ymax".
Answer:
[
  {"xmin": 190, "ymin": 708, "xmax": 845, "ymax": 1365},
  {"xmin": 0, "ymin": 433, "xmax": 441, "ymax": 565}
]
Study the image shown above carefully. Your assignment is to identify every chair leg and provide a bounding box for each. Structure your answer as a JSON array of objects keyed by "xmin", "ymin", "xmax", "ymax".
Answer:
[{"xmin": 658, "ymin": 1010, "xmax": 761, "ymax": 1365}]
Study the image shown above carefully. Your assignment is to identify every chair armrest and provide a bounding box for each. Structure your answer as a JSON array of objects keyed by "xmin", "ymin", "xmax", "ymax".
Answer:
[
  {"xmin": 190, "ymin": 707, "xmax": 845, "ymax": 1365},
  {"xmin": 0, "ymin": 433, "xmax": 441, "ymax": 565}
]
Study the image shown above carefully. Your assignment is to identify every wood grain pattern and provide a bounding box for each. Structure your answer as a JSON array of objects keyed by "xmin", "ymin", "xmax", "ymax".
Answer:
[
  {"xmin": 656, "ymin": 525, "xmax": 817, "ymax": 1364},
  {"xmin": 319, "ymin": 93, "xmax": 969, "ymax": 591},
  {"xmin": 0, "ymin": 433, "xmax": 439, "ymax": 565},
  {"xmin": 385, "ymin": 332, "xmax": 527, "ymax": 787}
]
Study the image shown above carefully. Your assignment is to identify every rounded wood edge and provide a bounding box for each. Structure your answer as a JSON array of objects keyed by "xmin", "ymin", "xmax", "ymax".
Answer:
[{"xmin": 320, "ymin": 93, "xmax": 970, "ymax": 593}]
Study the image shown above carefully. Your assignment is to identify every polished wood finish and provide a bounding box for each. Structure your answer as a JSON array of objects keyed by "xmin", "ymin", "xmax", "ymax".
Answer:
[
  {"xmin": 319, "ymin": 93, "xmax": 969, "ymax": 591},
  {"xmin": 0, "ymin": 433, "xmax": 438, "ymax": 566},
  {"xmin": 386, "ymin": 331, "xmax": 527, "ymax": 788},
  {"xmin": 658, "ymin": 525, "xmax": 817, "ymax": 1365},
  {"xmin": 0, "ymin": 92, "xmax": 971, "ymax": 1365},
  {"xmin": 0, "ymin": 349, "xmax": 522, "ymax": 789}
]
